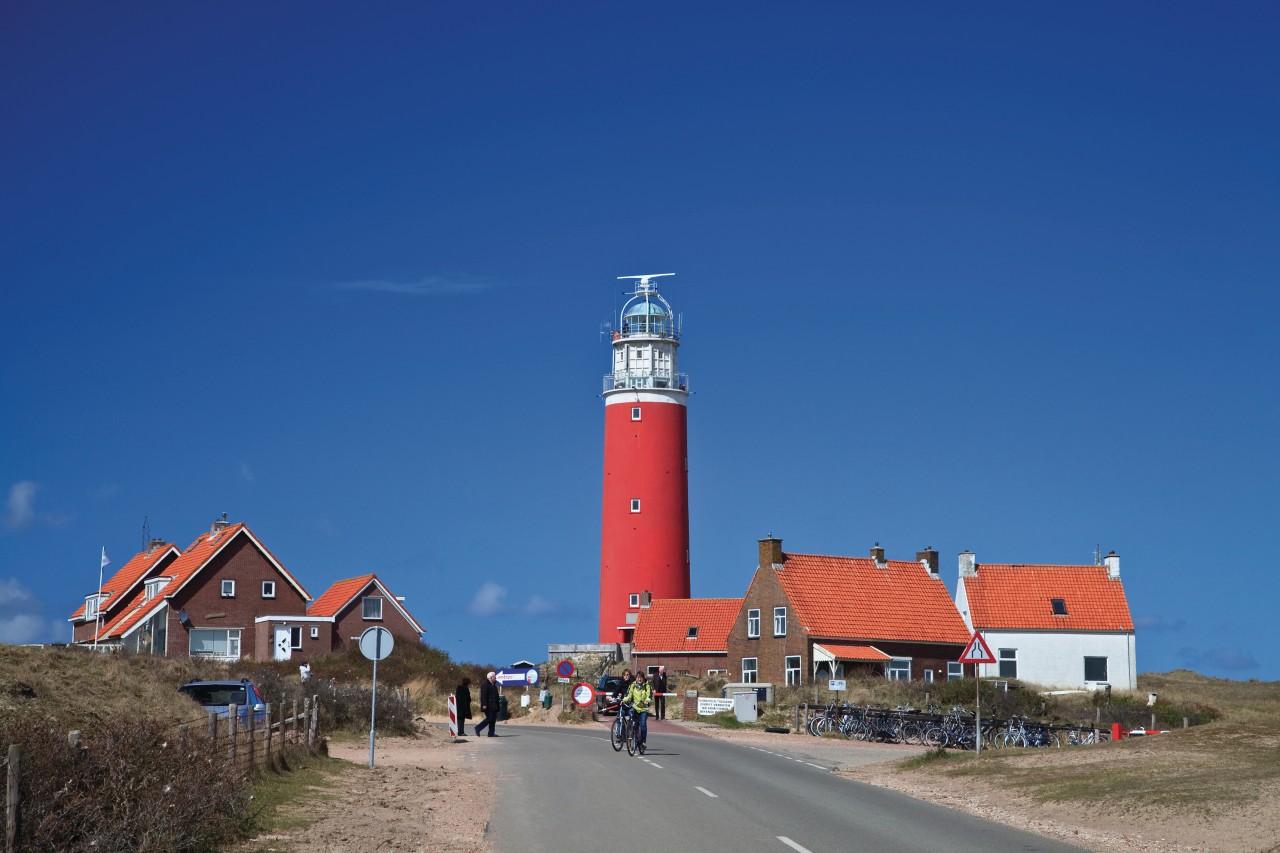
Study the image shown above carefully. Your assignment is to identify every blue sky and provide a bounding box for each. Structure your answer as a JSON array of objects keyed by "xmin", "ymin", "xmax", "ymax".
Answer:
[{"xmin": 2, "ymin": 3, "xmax": 1277, "ymax": 680}]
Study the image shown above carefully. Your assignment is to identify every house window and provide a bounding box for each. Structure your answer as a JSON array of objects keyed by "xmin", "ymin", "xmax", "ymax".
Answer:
[
  {"xmin": 631, "ymin": 407, "xmax": 642, "ymax": 421},
  {"xmin": 998, "ymin": 648, "xmax": 1018, "ymax": 679},
  {"xmin": 741, "ymin": 658, "xmax": 758, "ymax": 684},
  {"xmin": 629, "ymin": 593, "xmax": 640, "ymax": 608},
  {"xmin": 747, "ymin": 609, "xmax": 760, "ymax": 638},
  {"xmin": 785, "ymin": 655, "xmax": 801, "ymax": 686},
  {"xmin": 706, "ymin": 669, "xmax": 725, "ymax": 676},
  {"xmin": 262, "ymin": 581, "xmax": 276, "ymax": 599},
  {"xmin": 362, "ymin": 596, "xmax": 383, "ymax": 620},
  {"xmin": 924, "ymin": 669, "xmax": 935, "ymax": 683},
  {"xmin": 221, "ymin": 580, "xmax": 235, "ymax": 598},
  {"xmin": 773, "ymin": 607, "xmax": 787, "ymax": 637},
  {"xmin": 310, "ymin": 626, "xmax": 319, "ymax": 639},
  {"xmin": 144, "ymin": 578, "xmax": 167, "ymax": 601},
  {"xmin": 1084, "ymin": 656, "xmax": 1109, "ymax": 682},
  {"xmin": 887, "ymin": 658, "xmax": 911, "ymax": 680},
  {"xmin": 189, "ymin": 628, "xmax": 241, "ymax": 660},
  {"xmin": 947, "ymin": 662, "xmax": 964, "ymax": 681},
  {"xmin": 1051, "ymin": 598, "xmax": 1067, "ymax": 615},
  {"xmin": 686, "ymin": 626, "xmax": 698, "ymax": 639},
  {"xmin": 630, "ymin": 499, "xmax": 641, "ymax": 513},
  {"xmin": 290, "ymin": 626, "xmax": 302, "ymax": 650},
  {"xmin": 647, "ymin": 666, "xmax": 660, "ymax": 677},
  {"xmin": 84, "ymin": 595, "xmax": 100, "ymax": 619}
]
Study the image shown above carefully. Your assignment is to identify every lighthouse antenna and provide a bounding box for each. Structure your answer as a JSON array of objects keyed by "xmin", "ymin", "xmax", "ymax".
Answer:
[{"xmin": 617, "ymin": 273, "xmax": 675, "ymax": 292}]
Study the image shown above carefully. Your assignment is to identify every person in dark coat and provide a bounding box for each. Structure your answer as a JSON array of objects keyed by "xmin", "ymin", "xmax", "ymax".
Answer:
[
  {"xmin": 616, "ymin": 669, "xmax": 634, "ymax": 706},
  {"xmin": 474, "ymin": 671, "xmax": 500, "ymax": 737},
  {"xmin": 652, "ymin": 666, "xmax": 669, "ymax": 719},
  {"xmin": 454, "ymin": 677, "xmax": 473, "ymax": 736}
]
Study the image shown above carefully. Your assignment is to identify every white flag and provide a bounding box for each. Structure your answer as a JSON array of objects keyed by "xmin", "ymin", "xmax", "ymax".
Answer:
[{"xmin": 101, "ymin": 547, "xmax": 110, "ymax": 571}]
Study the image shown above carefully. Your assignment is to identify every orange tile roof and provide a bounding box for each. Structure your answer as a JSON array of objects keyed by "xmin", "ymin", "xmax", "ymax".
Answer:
[
  {"xmin": 632, "ymin": 598, "xmax": 743, "ymax": 653},
  {"xmin": 69, "ymin": 544, "xmax": 178, "ymax": 621},
  {"xmin": 307, "ymin": 574, "xmax": 376, "ymax": 618},
  {"xmin": 775, "ymin": 552, "xmax": 971, "ymax": 645},
  {"xmin": 307, "ymin": 574, "xmax": 424, "ymax": 634},
  {"xmin": 814, "ymin": 643, "xmax": 890, "ymax": 661},
  {"xmin": 103, "ymin": 523, "xmax": 312, "ymax": 639},
  {"xmin": 963, "ymin": 564, "xmax": 1133, "ymax": 631}
]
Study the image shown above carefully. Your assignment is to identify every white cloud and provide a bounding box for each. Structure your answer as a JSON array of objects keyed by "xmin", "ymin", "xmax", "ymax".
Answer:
[
  {"xmin": 467, "ymin": 582, "xmax": 508, "ymax": 617},
  {"xmin": 3, "ymin": 481, "xmax": 38, "ymax": 530},
  {"xmin": 333, "ymin": 275, "xmax": 493, "ymax": 297},
  {"xmin": 524, "ymin": 594, "xmax": 557, "ymax": 617},
  {"xmin": 0, "ymin": 612, "xmax": 46, "ymax": 644},
  {"xmin": 239, "ymin": 462, "xmax": 255, "ymax": 483},
  {"xmin": 0, "ymin": 578, "xmax": 34, "ymax": 607}
]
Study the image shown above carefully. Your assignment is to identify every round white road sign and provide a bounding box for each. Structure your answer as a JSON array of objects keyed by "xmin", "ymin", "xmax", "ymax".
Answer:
[
  {"xmin": 359, "ymin": 626, "xmax": 395, "ymax": 661},
  {"xmin": 572, "ymin": 682, "xmax": 595, "ymax": 707}
]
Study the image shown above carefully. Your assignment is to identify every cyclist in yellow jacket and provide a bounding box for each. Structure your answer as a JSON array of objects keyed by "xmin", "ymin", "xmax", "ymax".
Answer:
[{"xmin": 624, "ymin": 669, "xmax": 654, "ymax": 751}]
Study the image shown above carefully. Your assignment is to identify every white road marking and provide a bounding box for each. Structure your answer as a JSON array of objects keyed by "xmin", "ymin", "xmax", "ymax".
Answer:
[
  {"xmin": 643, "ymin": 759, "xmax": 663, "ymax": 768},
  {"xmin": 778, "ymin": 837, "xmax": 813, "ymax": 853},
  {"xmin": 695, "ymin": 786, "xmax": 719, "ymax": 798}
]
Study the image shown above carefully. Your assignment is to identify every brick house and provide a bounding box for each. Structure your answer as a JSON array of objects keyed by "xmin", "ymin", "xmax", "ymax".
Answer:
[
  {"xmin": 69, "ymin": 540, "xmax": 179, "ymax": 644},
  {"xmin": 630, "ymin": 597, "xmax": 742, "ymax": 678},
  {"xmin": 725, "ymin": 537, "xmax": 972, "ymax": 686},
  {"xmin": 954, "ymin": 550, "xmax": 1137, "ymax": 689},
  {"xmin": 306, "ymin": 574, "xmax": 424, "ymax": 650},
  {"xmin": 92, "ymin": 517, "xmax": 313, "ymax": 661}
]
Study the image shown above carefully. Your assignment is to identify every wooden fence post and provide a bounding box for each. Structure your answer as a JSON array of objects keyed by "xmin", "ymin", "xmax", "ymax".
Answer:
[
  {"xmin": 309, "ymin": 694, "xmax": 319, "ymax": 746},
  {"xmin": 229, "ymin": 705, "xmax": 239, "ymax": 764},
  {"xmin": 292, "ymin": 699, "xmax": 299, "ymax": 746},
  {"xmin": 7, "ymin": 744, "xmax": 22, "ymax": 853},
  {"xmin": 207, "ymin": 710, "xmax": 218, "ymax": 747},
  {"xmin": 246, "ymin": 704, "xmax": 256, "ymax": 767},
  {"xmin": 264, "ymin": 703, "xmax": 273, "ymax": 766}
]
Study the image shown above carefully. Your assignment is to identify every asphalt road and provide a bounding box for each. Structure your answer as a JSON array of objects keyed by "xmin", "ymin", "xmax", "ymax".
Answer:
[{"xmin": 483, "ymin": 722, "xmax": 1086, "ymax": 853}]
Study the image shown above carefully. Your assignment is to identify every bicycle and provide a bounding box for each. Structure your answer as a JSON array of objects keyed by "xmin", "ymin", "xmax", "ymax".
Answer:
[{"xmin": 611, "ymin": 700, "xmax": 646, "ymax": 755}]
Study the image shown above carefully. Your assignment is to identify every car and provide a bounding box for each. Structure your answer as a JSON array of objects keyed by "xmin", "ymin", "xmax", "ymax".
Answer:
[
  {"xmin": 179, "ymin": 678, "xmax": 268, "ymax": 723},
  {"xmin": 594, "ymin": 674, "xmax": 626, "ymax": 715}
]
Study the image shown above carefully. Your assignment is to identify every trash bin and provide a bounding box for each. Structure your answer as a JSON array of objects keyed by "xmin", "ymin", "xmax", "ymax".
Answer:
[
  {"xmin": 541, "ymin": 689, "xmax": 552, "ymax": 709},
  {"xmin": 498, "ymin": 695, "xmax": 509, "ymax": 720}
]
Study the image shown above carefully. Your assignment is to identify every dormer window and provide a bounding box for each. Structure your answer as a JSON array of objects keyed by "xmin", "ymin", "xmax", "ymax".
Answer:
[
  {"xmin": 686, "ymin": 626, "xmax": 698, "ymax": 639},
  {"xmin": 144, "ymin": 577, "xmax": 170, "ymax": 602},
  {"xmin": 630, "ymin": 499, "xmax": 641, "ymax": 513},
  {"xmin": 84, "ymin": 594, "xmax": 106, "ymax": 620},
  {"xmin": 1051, "ymin": 598, "xmax": 1068, "ymax": 616}
]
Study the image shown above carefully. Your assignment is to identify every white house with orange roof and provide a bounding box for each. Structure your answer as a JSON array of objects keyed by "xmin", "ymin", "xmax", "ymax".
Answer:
[
  {"xmin": 954, "ymin": 550, "xmax": 1137, "ymax": 690},
  {"xmin": 306, "ymin": 574, "xmax": 423, "ymax": 651},
  {"xmin": 629, "ymin": 596, "xmax": 743, "ymax": 677}
]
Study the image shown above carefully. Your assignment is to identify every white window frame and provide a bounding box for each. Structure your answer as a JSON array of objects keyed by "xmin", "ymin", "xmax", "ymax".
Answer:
[
  {"xmin": 741, "ymin": 657, "xmax": 758, "ymax": 684},
  {"xmin": 262, "ymin": 580, "xmax": 276, "ymax": 599},
  {"xmin": 630, "ymin": 499, "xmax": 641, "ymax": 513},
  {"xmin": 221, "ymin": 579, "xmax": 235, "ymax": 598},
  {"xmin": 887, "ymin": 658, "xmax": 911, "ymax": 680},
  {"xmin": 924, "ymin": 669, "xmax": 935, "ymax": 683},
  {"xmin": 631, "ymin": 406, "xmax": 642, "ymax": 421},
  {"xmin": 289, "ymin": 626, "xmax": 303, "ymax": 650},
  {"xmin": 747, "ymin": 608, "xmax": 760, "ymax": 638},
  {"xmin": 785, "ymin": 655, "xmax": 801, "ymax": 686},
  {"xmin": 686, "ymin": 626, "xmax": 698, "ymax": 639},
  {"xmin": 947, "ymin": 661, "xmax": 964, "ymax": 681},
  {"xmin": 189, "ymin": 628, "xmax": 241, "ymax": 660},
  {"xmin": 310, "ymin": 626, "xmax": 319, "ymax": 639},
  {"xmin": 706, "ymin": 669, "xmax": 725, "ymax": 676},
  {"xmin": 998, "ymin": 648, "xmax": 1017, "ymax": 679},
  {"xmin": 629, "ymin": 593, "xmax": 640, "ymax": 608},
  {"xmin": 773, "ymin": 606, "xmax": 787, "ymax": 637},
  {"xmin": 362, "ymin": 596, "xmax": 383, "ymax": 620}
]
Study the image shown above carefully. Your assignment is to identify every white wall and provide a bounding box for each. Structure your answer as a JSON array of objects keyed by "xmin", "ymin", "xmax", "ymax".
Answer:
[{"xmin": 976, "ymin": 630, "xmax": 1137, "ymax": 690}]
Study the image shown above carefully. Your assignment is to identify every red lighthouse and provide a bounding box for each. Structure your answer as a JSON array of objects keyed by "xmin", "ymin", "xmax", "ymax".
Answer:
[{"xmin": 599, "ymin": 273, "xmax": 691, "ymax": 644}]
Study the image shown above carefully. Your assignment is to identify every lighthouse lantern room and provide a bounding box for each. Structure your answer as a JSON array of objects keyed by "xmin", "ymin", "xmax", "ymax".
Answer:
[{"xmin": 599, "ymin": 274, "xmax": 692, "ymax": 644}]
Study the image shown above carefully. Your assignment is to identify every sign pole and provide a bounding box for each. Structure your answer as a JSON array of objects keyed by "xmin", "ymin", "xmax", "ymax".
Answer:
[
  {"xmin": 958, "ymin": 630, "xmax": 996, "ymax": 757},
  {"xmin": 369, "ymin": 635, "xmax": 380, "ymax": 767},
  {"xmin": 975, "ymin": 671, "xmax": 981, "ymax": 755}
]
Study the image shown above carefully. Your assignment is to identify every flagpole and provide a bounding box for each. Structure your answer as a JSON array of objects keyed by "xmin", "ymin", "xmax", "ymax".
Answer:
[{"xmin": 94, "ymin": 547, "xmax": 108, "ymax": 649}]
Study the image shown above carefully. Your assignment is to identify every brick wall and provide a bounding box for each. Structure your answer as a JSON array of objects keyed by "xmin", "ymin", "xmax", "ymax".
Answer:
[{"xmin": 332, "ymin": 583, "xmax": 421, "ymax": 649}]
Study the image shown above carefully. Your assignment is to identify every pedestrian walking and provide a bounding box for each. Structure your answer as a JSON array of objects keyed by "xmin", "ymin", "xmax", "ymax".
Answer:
[
  {"xmin": 653, "ymin": 666, "xmax": 668, "ymax": 719},
  {"xmin": 299, "ymin": 661, "xmax": 311, "ymax": 682},
  {"xmin": 455, "ymin": 677, "xmax": 473, "ymax": 736},
  {"xmin": 474, "ymin": 671, "xmax": 500, "ymax": 737}
]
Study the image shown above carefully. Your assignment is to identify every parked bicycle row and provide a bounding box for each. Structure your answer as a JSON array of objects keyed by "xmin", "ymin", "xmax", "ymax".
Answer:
[{"xmin": 802, "ymin": 701, "xmax": 1109, "ymax": 749}]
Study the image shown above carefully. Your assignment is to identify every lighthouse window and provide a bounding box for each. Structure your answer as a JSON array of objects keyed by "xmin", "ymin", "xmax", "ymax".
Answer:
[
  {"xmin": 630, "ymin": 499, "xmax": 641, "ymax": 513},
  {"xmin": 631, "ymin": 407, "xmax": 641, "ymax": 421},
  {"xmin": 629, "ymin": 593, "xmax": 640, "ymax": 608}
]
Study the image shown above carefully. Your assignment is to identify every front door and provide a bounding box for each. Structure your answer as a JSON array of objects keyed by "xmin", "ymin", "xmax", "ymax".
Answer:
[{"xmin": 273, "ymin": 626, "xmax": 292, "ymax": 661}]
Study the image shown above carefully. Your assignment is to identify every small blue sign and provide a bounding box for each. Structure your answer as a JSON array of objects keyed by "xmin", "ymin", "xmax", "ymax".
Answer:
[{"xmin": 494, "ymin": 667, "xmax": 539, "ymax": 686}]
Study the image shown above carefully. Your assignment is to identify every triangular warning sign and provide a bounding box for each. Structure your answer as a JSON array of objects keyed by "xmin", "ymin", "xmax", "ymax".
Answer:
[{"xmin": 959, "ymin": 630, "xmax": 997, "ymax": 664}]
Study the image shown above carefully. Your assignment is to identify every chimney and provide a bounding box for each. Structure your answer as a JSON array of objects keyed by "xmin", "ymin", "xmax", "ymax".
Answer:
[
  {"xmin": 959, "ymin": 550, "xmax": 977, "ymax": 578},
  {"xmin": 870, "ymin": 543, "xmax": 886, "ymax": 568},
  {"xmin": 916, "ymin": 547, "xmax": 939, "ymax": 577},
  {"xmin": 640, "ymin": 590, "xmax": 652, "ymax": 607},
  {"xmin": 210, "ymin": 512, "xmax": 230, "ymax": 533},
  {"xmin": 759, "ymin": 536, "xmax": 784, "ymax": 569},
  {"xmin": 1104, "ymin": 551, "xmax": 1120, "ymax": 579},
  {"xmin": 146, "ymin": 538, "xmax": 167, "ymax": 555}
]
